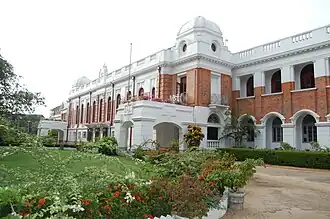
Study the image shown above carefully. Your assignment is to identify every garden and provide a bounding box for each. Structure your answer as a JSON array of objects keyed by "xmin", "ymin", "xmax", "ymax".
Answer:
[{"xmin": 0, "ymin": 127, "xmax": 264, "ymax": 219}]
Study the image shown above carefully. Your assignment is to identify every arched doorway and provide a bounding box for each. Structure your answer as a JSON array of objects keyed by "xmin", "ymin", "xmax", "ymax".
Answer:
[
  {"xmin": 265, "ymin": 116, "xmax": 283, "ymax": 149},
  {"xmin": 271, "ymin": 70, "xmax": 282, "ymax": 93},
  {"xmin": 153, "ymin": 122, "xmax": 182, "ymax": 148},
  {"xmin": 294, "ymin": 111, "xmax": 318, "ymax": 150},
  {"xmin": 119, "ymin": 121, "xmax": 134, "ymax": 149},
  {"xmin": 239, "ymin": 115, "xmax": 256, "ymax": 147}
]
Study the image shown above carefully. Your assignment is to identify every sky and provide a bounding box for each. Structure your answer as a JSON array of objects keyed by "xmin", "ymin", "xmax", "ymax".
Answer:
[{"xmin": 1, "ymin": 0, "xmax": 330, "ymax": 117}]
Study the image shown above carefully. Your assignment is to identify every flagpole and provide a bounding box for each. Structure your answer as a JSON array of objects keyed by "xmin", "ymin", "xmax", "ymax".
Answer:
[{"xmin": 127, "ymin": 43, "xmax": 132, "ymax": 103}]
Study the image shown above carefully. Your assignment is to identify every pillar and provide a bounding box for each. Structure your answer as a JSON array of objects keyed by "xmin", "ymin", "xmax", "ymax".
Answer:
[
  {"xmin": 282, "ymin": 123, "xmax": 295, "ymax": 148},
  {"xmin": 253, "ymin": 71, "xmax": 264, "ymax": 123},
  {"xmin": 281, "ymin": 65, "xmax": 295, "ymax": 122},
  {"xmin": 315, "ymin": 122, "xmax": 330, "ymax": 148},
  {"xmin": 92, "ymin": 128, "xmax": 96, "ymax": 142},
  {"xmin": 254, "ymin": 125, "xmax": 266, "ymax": 149},
  {"xmin": 314, "ymin": 57, "xmax": 330, "ymax": 121},
  {"xmin": 132, "ymin": 120, "xmax": 154, "ymax": 149}
]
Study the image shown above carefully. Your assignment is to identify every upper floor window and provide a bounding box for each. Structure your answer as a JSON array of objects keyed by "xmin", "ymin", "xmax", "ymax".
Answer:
[
  {"xmin": 99, "ymin": 99, "xmax": 103, "ymax": 122},
  {"xmin": 151, "ymin": 87, "xmax": 155, "ymax": 98},
  {"xmin": 116, "ymin": 94, "xmax": 121, "ymax": 110},
  {"xmin": 179, "ymin": 76, "xmax": 187, "ymax": 94},
  {"xmin": 92, "ymin": 101, "xmax": 96, "ymax": 123},
  {"xmin": 75, "ymin": 105, "xmax": 79, "ymax": 124},
  {"xmin": 271, "ymin": 70, "xmax": 282, "ymax": 93},
  {"xmin": 107, "ymin": 97, "xmax": 111, "ymax": 121},
  {"xmin": 246, "ymin": 76, "xmax": 254, "ymax": 97},
  {"xmin": 86, "ymin": 103, "xmax": 90, "ymax": 123},
  {"xmin": 138, "ymin": 87, "xmax": 144, "ymax": 97},
  {"xmin": 80, "ymin": 104, "xmax": 84, "ymax": 124},
  {"xmin": 300, "ymin": 64, "xmax": 315, "ymax": 89}
]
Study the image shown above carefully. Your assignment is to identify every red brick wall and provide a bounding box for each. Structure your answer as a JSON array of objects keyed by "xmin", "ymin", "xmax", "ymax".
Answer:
[
  {"xmin": 186, "ymin": 68, "xmax": 211, "ymax": 107},
  {"xmin": 221, "ymin": 74, "xmax": 232, "ymax": 106},
  {"xmin": 261, "ymin": 94, "xmax": 283, "ymax": 115},
  {"xmin": 233, "ymin": 75, "xmax": 330, "ymax": 123},
  {"xmin": 159, "ymin": 74, "xmax": 175, "ymax": 100}
]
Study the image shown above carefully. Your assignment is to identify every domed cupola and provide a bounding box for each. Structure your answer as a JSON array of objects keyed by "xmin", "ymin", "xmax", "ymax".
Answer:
[{"xmin": 177, "ymin": 16, "xmax": 223, "ymax": 38}]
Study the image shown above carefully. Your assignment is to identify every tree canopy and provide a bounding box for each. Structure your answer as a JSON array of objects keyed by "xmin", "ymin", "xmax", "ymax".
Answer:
[{"xmin": 0, "ymin": 53, "xmax": 45, "ymax": 118}]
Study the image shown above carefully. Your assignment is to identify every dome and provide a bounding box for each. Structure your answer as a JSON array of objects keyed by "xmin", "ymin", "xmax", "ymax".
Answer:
[
  {"xmin": 177, "ymin": 16, "xmax": 222, "ymax": 36},
  {"xmin": 74, "ymin": 76, "xmax": 91, "ymax": 87}
]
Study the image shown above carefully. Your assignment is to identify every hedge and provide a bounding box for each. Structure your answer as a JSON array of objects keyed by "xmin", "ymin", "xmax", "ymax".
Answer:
[{"xmin": 217, "ymin": 148, "xmax": 330, "ymax": 169}]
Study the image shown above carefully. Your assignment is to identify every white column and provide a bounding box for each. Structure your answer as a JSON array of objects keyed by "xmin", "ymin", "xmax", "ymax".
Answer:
[
  {"xmin": 281, "ymin": 65, "xmax": 294, "ymax": 83},
  {"xmin": 132, "ymin": 120, "xmax": 154, "ymax": 149},
  {"xmin": 314, "ymin": 57, "xmax": 330, "ymax": 78},
  {"xmin": 282, "ymin": 123, "xmax": 295, "ymax": 148},
  {"xmin": 315, "ymin": 122, "xmax": 330, "ymax": 148},
  {"xmin": 100, "ymin": 128, "xmax": 103, "ymax": 139},
  {"xmin": 92, "ymin": 128, "xmax": 96, "ymax": 142},
  {"xmin": 200, "ymin": 126, "xmax": 207, "ymax": 149},
  {"xmin": 255, "ymin": 125, "xmax": 266, "ymax": 149},
  {"xmin": 253, "ymin": 71, "xmax": 264, "ymax": 88}
]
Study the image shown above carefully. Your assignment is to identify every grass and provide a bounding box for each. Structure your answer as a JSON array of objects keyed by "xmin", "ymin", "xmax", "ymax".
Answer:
[{"xmin": 0, "ymin": 147, "xmax": 150, "ymax": 186}]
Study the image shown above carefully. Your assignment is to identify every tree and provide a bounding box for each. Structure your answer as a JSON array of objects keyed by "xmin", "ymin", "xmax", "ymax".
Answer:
[
  {"xmin": 219, "ymin": 109, "xmax": 259, "ymax": 147},
  {"xmin": 0, "ymin": 53, "xmax": 45, "ymax": 118}
]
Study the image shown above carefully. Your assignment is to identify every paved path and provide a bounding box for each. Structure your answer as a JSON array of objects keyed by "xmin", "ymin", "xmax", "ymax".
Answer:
[{"xmin": 223, "ymin": 165, "xmax": 330, "ymax": 219}]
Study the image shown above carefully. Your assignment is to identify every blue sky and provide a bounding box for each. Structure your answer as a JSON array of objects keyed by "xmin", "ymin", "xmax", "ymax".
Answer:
[{"xmin": 1, "ymin": 0, "xmax": 330, "ymax": 117}]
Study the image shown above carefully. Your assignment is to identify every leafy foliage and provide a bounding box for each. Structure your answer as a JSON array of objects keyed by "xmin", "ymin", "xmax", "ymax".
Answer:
[
  {"xmin": 183, "ymin": 124, "xmax": 205, "ymax": 150},
  {"xmin": 0, "ymin": 53, "xmax": 45, "ymax": 117},
  {"xmin": 220, "ymin": 109, "xmax": 259, "ymax": 146},
  {"xmin": 218, "ymin": 147, "xmax": 330, "ymax": 169}
]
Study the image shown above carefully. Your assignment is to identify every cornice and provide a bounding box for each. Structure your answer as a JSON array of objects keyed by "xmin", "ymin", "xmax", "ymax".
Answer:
[{"xmin": 233, "ymin": 42, "xmax": 330, "ymax": 69}]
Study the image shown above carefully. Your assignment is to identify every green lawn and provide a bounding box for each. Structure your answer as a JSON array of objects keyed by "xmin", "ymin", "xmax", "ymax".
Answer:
[{"xmin": 0, "ymin": 147, "xmax": 150, "ymax": 186}]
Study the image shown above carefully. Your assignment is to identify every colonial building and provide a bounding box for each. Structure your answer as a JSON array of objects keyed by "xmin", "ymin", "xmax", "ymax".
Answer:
[{"xmin": 63, "ymin": 16, "xmax": 330, "ymax": 150}]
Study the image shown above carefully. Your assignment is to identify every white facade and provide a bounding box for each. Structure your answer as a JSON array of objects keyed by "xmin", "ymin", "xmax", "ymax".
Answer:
[{"xmin": 61, "ymin": 16, "xmax": 330, "ymax": 149}]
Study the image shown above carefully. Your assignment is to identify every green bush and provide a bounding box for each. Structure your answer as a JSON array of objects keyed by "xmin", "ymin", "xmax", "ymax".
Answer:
[
  {"xmin": 98, "ymin": 136, "xmax": 118, "ymax": 156},
  {"xmin": 217, "ymin": 148, "xmax": 330, "ymax": 169}
]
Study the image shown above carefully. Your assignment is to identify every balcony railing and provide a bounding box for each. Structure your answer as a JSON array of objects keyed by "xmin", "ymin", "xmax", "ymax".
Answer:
[
  {"xmin": 207, "ymin": 140, "xmax": 222, "ymax": 148},
  {"xmin": 120, "ymin": 92, "xmax": 188, "ymax": 106},
  {"xmin": 210, "ymin": 94, "xmax": 229, "ymax": 105}
]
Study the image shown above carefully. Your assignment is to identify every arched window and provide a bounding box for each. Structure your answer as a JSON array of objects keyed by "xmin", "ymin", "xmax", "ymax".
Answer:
[
  {"xmin": 302, "ymin": 115, "xmax": 317, "ymax": 142},
  {"xmin": 246, "ymin": 76, "xmax": 254, "ymax": 97},
  {"xmin": 92, "ymin": 101, "xmax": 96, "ymax": 123},
  {"xmin": 75, "ymin": 105, "xmax": 79, "ymax": 124},
  {"xmin": 126, "ymin": 91, "xmax": 132, "ymax": 100},
  {"xmin": 151, "ymin": 87, "xmax": 155, "ymax": 98},
  {"xmin": 300, "ymin": 64, "xmax": 315, "ymax": 89},
  {"xmin": 107, "ymin": 97, "xmax": 111, "ymax": 121},
  {"xmin": 207, "ymin": 114, "xmax": 220, "ymax": 123},
  {"xmin": 138, "ymin": 87, "xmax": 144, "ymax": 97},
  {"xmin": 116, "ymin": 94, "xmax": 121, "ymax": 110},
  {"xmin": 99, "ymin": 99, "xmax": 103, "ymax": 122},
  {"xmin": 86, "ymin": 103, "xmax": 90, "ymax": 123},
  {"xmin": 271, "ymin": 71, "xmax": 282, "ymax": 93},
  {"xmin": 80, "ymin": 104, "xmax": 84, "ymax": 124},
  {"xmin": 272, "ymin": 117, "xmax": 283, "ymax": 142}
]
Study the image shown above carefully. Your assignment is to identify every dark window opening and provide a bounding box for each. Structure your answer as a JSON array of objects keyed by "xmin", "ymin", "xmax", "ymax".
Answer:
[
  {"xmin": 92, "ymin": 101, "xmax": 96, "ymax": 123},
  {"xmin": 107, "ymin": 97, "xmax": 111, "ymax": 121},
  {"xmin": 151, "ymin": 87, "xmax": 155, "ymax": 98},
  {"xmin": 271, "ymin": 70, "xmax": 282, "ymax": 93},
  {"xmin": 139, "ymin": 87, "xmax": 144, "ymax": 97},
  {"xmin": 300, "ymin": 64, "xmax": 315, "ymax": 89},
  {"xmin": 246, "ymin": 76, "xmax": 254, "ymax": 97},
  {"xmin": 179, "ymin": 76, "xmax": 187, "ymax": 93},
  {"xmin": 80, "ymin": 104, "xmax": 84, "ymax": 123},
  {"xmin": 207, "ymin": 127, "xmax": 218, "ymax": 140},
  {"xmin": 99, "ymin": 99, "xmax": 103, "ymax": 122}
]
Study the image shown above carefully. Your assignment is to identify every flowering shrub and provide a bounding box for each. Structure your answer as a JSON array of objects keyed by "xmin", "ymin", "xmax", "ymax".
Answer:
[{"xmin": 183, "ymin": 124, "xmax": 205, "ymax": 150}]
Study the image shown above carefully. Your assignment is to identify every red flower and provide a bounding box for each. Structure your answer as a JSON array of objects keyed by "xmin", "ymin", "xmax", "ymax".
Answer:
[
  {"xmin": 113, "ymin": 191, "xmax": 120, "ymax": 198},
  {"xmin": 36, "ymin": 205, "xmax": 41, "ymax": 209},
  {"xmin": 38, "ymin": 198, "xmax": 46, "ymax": 206},
  {"xmin": 158, "ymin": 196, "xmax": 163, "ymax": 200},
  {"xmin": 82, "ymin": 199, "xmax": 91, "ymax": 206},
  {"xmin": 198, "ymin": 175, "xmax": 204, "ymax": 180},
  {"xmin": 104, "ymin": 205, "xmax": 111, "ymax": 211},
  {"xmin": 209, "ymin": 181, "xmax": 215, "ymax": 185},
  {"xmin": 136, "ymin": 196, "xmax": 142, "ymax": 201},
  {"xmin": 25, "ymin": 202, "xmax": 31, "ymax": 207},
  {"xmin": 143, "ymin": 214, "xmax": 154, "ymax": 219}
]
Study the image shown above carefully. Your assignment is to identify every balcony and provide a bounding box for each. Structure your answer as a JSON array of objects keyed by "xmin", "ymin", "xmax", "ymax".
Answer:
[{"xmin": 120, "ymin": 92, "xmax": 188, "ymax": 106}]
